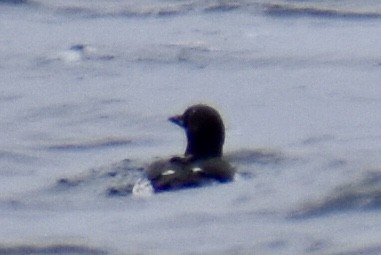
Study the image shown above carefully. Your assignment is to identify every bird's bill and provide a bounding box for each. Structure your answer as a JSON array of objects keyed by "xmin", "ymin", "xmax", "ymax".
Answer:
[{"xmin": 168, "ymin": 114, "xmax": 184, "ymax": 127}]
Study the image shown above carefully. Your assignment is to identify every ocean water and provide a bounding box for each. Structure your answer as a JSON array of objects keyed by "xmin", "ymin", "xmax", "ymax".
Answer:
[{"xmin": 1, "ymin": 0, "xmax": 381, "ymax": 254}]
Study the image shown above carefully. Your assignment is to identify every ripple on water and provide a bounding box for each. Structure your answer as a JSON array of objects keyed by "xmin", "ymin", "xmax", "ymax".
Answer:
[
  {"xmin": 46, "ymin": 137, "xmax": 133, "ymax": 152},
  {"xmin": 290, "ymin": 169, "xmax": 381, "ymax": 218},
  {"xmin": 0, "ymin": 244, "xmax": 107, "ymax": 255}
]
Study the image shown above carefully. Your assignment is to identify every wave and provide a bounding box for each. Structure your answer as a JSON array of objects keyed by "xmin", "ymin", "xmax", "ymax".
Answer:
[
  {"xmin": 28, "ymin": 0, "xmax": 381, "ymax": 19},
  {"xmin": 0, "ymin": 0, "xmax": 28, "ymax": 5},
  {"xmin": 0, "ymin": 94, "xmax": 23, "ymax": 103},
  {"xmin": 0, "ymin": 150, "xmax": 36, "ymax": 163},
  {"xmin": 46, "ymin": 137, "xmax": 132, "ymax": 151},
  {"xmin": 128, "ymin": 43, "xmax": 379, "ymax": 70},
  {"xmin": 0, "ymin": 244, "xmax": 106, "ymax": 255},
  {"xmin": 290, "ymin": 170, "xmax": 381, "ymax": 218},
  {"xmin": 54, "ymin": 158, "xmax": 146, "ymax": 197},
  {"xmin": 44, "ymin": 0, "xmax": 260, "ymax": 18},
  {"xmin": 330, "ymin": 245, "xmax": 381, "ymax": 255},
  {"xmin": 51, "ymin": 148, "xmax": 288, "ymax": 198},
  {"xmin": 264, "ymin": 3, "xmax": 381, "ymax": 19}
]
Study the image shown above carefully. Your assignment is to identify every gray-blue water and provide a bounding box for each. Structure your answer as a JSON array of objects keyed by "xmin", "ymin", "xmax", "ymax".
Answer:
[{"xmin": 1, "ymin": 0, "xmax": 381, "ymax": 254}]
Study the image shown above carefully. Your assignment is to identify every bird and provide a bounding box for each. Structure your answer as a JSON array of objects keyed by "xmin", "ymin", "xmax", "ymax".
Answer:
[{"xmin": 145, "ymin": 104, "xmax": 235, "ymax": 192}]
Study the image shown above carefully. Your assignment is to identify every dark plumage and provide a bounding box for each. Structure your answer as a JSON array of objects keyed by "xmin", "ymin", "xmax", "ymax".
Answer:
[{"xmin": 146, "ymin": 104, "xmax": 235, "ymax": 192}]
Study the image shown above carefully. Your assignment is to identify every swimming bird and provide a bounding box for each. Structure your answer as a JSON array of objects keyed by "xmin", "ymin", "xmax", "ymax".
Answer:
[{"xmin": 146, "ymin": 104, "xmax": 235, "ymax": 192}]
